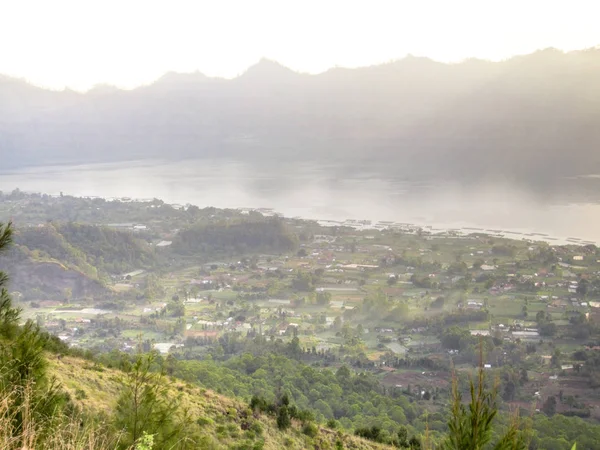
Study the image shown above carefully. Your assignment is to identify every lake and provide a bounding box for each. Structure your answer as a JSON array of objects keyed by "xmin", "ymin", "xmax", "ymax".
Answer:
[{"xmin": 2, "ymin": 158, "xmax": 600, "ymax": 244}]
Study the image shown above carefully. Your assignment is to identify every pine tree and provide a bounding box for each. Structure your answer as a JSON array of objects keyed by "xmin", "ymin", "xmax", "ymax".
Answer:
[
  {"xmin": 0, "ymin": 223, "xmax": 19, "ymax": 339},
  {"xmin": 398, "ymin": 426, "xmax": 409, "ymax": 447},
  {"xmin": 276, "ymin": 406, "xmax": 291, "ymax": 430},
  {"xmin": 441, "ymin": 362, "xmax": 527, "ymax": 450},
  {"xmin": 0, "ymin": 222, "xmax": 68, "ymax": 442},
  {"xmin": 113, "ymin": 353, "xmax": 183, "ymax": 449}
]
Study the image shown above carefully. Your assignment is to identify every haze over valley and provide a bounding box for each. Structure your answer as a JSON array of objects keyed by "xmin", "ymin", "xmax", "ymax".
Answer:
[
  {"xmin": 3, "ymin": 48, "xmax": 600, "ymax": 184},
  {"xmin": 3, "ymin": 49, "xmax": 600, "ymax": 242},
  {"xmin": 4, "ymin": 2, "xmax": 600, "ymax": 448}
]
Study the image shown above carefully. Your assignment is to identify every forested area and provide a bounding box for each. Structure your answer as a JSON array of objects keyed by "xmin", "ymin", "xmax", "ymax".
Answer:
[
  {"xmin": 55, "ymin": 222, "xmax": 158, "ymax": 274},
  {"xmin": 14, "ymin": 222, "xmax": 158, "ymax": 275},
  {"xmin": 172, "ymin": 217, "xmax": 298, "ymax": 257},
  {"xmin": 13, "ymin": 224, "xmax": 100, "ymax": 277},
  {"xmin": 0, "ymin": 218, "xmax": 595, "ymax": 449},
  {"xmin": 0, "ymin": 222, "xmax": 162, "ymax": 301},
  {"xmin": 0, "ymin": 221, "xmax": 383, "ymax": 449},
  {"xmin": 92, "ymin": 345, "xmax": 599, "ymax": 449},
  {"xmin": 3, "ymin": 194, "xmax": 600, "ymax": 449}
]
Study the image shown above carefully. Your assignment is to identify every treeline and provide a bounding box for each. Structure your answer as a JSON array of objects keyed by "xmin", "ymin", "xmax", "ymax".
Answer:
[
  {"xmin": 160, "ymin": 352, "xmax": 429, "ymax": 438},
  {"xmin": 166, "ymin": 331, "xmax": 600, "ymax": 449},
  {"xmin": 249, "ymin": 394, "xmax": 317, "ymax": 434},
  {"xmin": 251, "ymin": 393, "xmax": 421, "ymax": 448},
  {"xmin": 55, "ymin": 222, "xmax": 158, "ymax": 274},
  {"xmin": 87, "ymin": 344, "xmax": 600, "ymax": 450},
  {"xmin": 0, "ymin": 222, "xmax": 288, "ymax": 450},
  {"xmin": 98, "ymin": 347, "xmax": 599, "ymax": 449},
  {"xmin": 0, "ymin": 221, "xmax": 595, "ymax": 449},
  {"xmin": 13, "ymin": 224, "xmax": 99, "ymax": 278},
  {"xmin": 0, "ymin": 222, "xmax": 161, "ymax": 300},
  {"xmin": 405, "ymin": 310, "xmax": 490, "ymax": 332},
  {"xmin": 172, "ymin": 217, "xmax": 298, "ymax": 257},
  {"xmin": 0, "ymin": 222, "xmax": 104, "ymax": 448},
  {"xmin": 13, "ymin": 222, "xmax": 158, "ymax": 276}
]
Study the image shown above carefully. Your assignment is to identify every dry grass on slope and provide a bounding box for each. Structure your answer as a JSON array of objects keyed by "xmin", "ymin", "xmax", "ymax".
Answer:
[
  {"xmin": 50, "ymin": 356, "xmax": 393, "ymax": 450},
  {"xmin": 0, "ymin": 384, "xmax": 114, "ymax": 450}
]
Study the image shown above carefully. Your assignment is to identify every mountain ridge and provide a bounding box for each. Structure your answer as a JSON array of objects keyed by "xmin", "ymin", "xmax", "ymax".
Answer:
[
  {"xmin": 4, "ymin": 48, "xmax": 597, "ymax": 92},
  {"xmin": 2, "ymin": 47, "xmax": 600, "ymax": 183}
]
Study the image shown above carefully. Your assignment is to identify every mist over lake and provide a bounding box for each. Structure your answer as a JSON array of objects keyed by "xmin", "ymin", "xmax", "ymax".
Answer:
[
  {"xmin": 2, "ymin": 159, "xmax": 600, "ymax": 244},
  {"xmin": 3, "ymin": 50, "xmax": 600, "ymax": 245}
]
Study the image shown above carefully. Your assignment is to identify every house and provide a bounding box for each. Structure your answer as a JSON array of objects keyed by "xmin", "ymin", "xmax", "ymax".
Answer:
[
  {"xmin": 466, "ymin": 300, "xmax": 484, "ymax": 309},
  {"xmin": 190, "ymin": 279, "xmax": 213, "ymax": 286},
  {"xmin": 268, "ymin": 299, "xmax": 291, "ymax": 305},
  {"xmin": 550, "ymin": 299, "xmax": 567, "ymax": 308},
  {"xmin": 313, "ymin": 234, "xmax": 337, "ymax": 244},
  {"xmin": 470, "ymin": 330, "xmax": 490, "ymax": 336},
  {"xmin": 121, "ymin": 269, "xmax": 145, "ymax": 279},
  {"xmin": 107, "ymin": 223, "xmax": 135, "ymax": 229},
  {"xmin": 153, "ymin": 343, "xmax": 183, "ymax": 354},
  {"xmin": 277, "ymin": 324, "xmax": 293, "ymax": 335},
  {"xmin": 512, "ymin": 331, "xmax": 539, "ymax": 340},
  {"xmin": 586, "ymin": 311, "xmax": 600, "ymax": 322},
  {"xmin": 185, "ymin": 330, "xmax": 219, "ymax": 339},
  {"xmin": 196, "ymin": 320, "xmax": 219, "ymax": 327},
  {"xmin": 234, "ymin": 323, "xmax": 253, "ymax": 333}
]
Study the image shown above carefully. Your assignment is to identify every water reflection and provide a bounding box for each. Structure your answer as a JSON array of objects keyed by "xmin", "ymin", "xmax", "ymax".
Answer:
[{"xmin": 1, "ymin": 159, "xmax": 599, "ymax": 244}]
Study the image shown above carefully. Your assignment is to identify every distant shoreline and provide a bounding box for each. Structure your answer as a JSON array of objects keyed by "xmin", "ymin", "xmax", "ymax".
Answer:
[
  {"xmin": 312, "ymin": 218, "xmax": 597, "ymax": 247},
  {"xmin": 7, "ymin": 187, "xmax": 596, "ymax": 247}
]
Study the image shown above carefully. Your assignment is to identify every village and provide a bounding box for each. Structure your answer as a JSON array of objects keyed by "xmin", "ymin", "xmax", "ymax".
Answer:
[{"xmin": 3, "ymin": 190, "xmax": 600, "ymax": 420}]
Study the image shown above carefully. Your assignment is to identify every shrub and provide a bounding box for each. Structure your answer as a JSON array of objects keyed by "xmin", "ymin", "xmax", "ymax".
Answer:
[
  {"xmin": 277, "ymin": 406, "xmax": 291, "ymax": 430},
  {"xmin": 302, "ymin": 422, "xmax": 318, "ymax": 438},
  {"xmin": 250, "ymin": 421, "xmax": 263, "ymax": 435},
  {"xmin": 327, "ymin": 418, "xmax": 339, "ymax": 429}
]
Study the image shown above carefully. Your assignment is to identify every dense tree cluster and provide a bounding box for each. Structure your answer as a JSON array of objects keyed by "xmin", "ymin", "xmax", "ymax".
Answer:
[
  {"xmin": 15, "ymin": 222, "xmax": 158, "ymax": 276},
  {"xmin": 172, "ymin": 217, "xmax": 298, "ymax": 257},
  {"xmin": 56, "ymin": 222, "xmax": 158, "ymax": 274},
  {"xmin": 168, "ymin": 352, "xmax": 424, "ymax": 435}
]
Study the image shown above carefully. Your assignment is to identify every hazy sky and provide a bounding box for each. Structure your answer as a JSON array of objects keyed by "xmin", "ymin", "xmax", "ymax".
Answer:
[{"xmin": 1, "ymin": 0, "xmax": 599, "ymax": 91}]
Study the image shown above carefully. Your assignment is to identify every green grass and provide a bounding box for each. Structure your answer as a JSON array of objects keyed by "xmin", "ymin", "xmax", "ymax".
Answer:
[
  {"xmin": 49, "ymin": 356, "xmax": 393, "ymax": 450},
  {"xmin": 120, "ymin": 329, "xmax": 164, "ymax": 340}
]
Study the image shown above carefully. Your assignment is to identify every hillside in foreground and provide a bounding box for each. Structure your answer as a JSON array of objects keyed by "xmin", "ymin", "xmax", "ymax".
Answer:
[{"xmin": 49, "ymin": 355, "xmax": 391, "ymax": 450}]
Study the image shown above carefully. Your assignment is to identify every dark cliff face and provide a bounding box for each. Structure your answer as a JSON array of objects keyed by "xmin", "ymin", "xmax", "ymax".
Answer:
[{"xmin": 2, "ymin": 49, "xmax": 600, "ymax": 184}]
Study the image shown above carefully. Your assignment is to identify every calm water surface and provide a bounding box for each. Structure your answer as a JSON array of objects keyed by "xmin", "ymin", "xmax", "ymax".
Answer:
[{"xmin": 1, "ymin": 159, "xmax": 600, "ymax": 244}]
